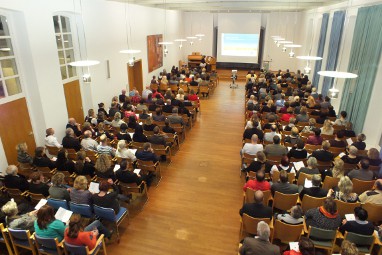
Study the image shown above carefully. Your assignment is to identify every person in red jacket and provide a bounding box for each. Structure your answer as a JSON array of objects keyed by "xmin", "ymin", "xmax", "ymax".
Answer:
[{"xmin": 243, "ymin": 170, "xmax": 271, "ymax": 191}]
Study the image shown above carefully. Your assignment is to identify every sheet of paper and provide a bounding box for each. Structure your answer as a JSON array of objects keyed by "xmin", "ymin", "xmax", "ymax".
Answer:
[
  {"xmin": 55, "ymin": 207, "xmax": 73, "ymax": 223},
  {"xmin": 88, "ymin": 182, "xmax": 100, "ymax": 193},
  {"xmin": 338, "ymin": 152, "xmax": 346, "ymax": 158},
  {"xmin": 34, "ymin": 199, "xmax": 47, "ymax": 210},
  {"xmin": 345, "ymin": 214, "xmax": 355, "ymax": 221},
  {"xmin": 293, "ymin": 161, "xmax": 305, "ymax": 171},
  {"xmin": 287, "ymin": 147, "xmax": 292, "ymax": 151},
  {"xmin": 148, "ymin": 113, "xmax": 152, "ymax": 117},
  {"xmin": 346, "ymin": 138, "xmax": 353, "ymax": 145},
  {"xmin": 304, "ymin": 179, "xmax": 313, "ymax": 188},
  {"xmin": 128, "ymin": 149, "xmax": 137, "ymax": 154},
  {"xmin": 128, "ymin": 132, "xmax": 134, "ymax": 138},
  {"xmin": 289, "ymin": 242, "xmax": 299, "ymax": 252},
  {"xmin": 51, "ymin": 157, "xmax": 57, "ymax": 161},
  {"xmin": 133, "ymin": 169, "xmax": 141, "ymax": 174},
  {"xmin": 113, "ymin": 164, "xmax": 120, "ymax": 172}
]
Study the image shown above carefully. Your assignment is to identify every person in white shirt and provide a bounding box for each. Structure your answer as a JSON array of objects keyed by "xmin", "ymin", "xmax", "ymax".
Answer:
[
  {"xmin": 241, "ymin": 134, "xmax": 263, "ymax": 156},
  {"xmin": 80, "ymin": 130, "xmax": 98, "ymax": 151},
  {"xmin": 115, "ymin": 140, "xmax": 136, "ymax": 162},
  {"xmin": 45, "ymin": 128, "xmax": 62, "ymax": 148},
  {"xmin": 142, "ymin": 86, "xmax": 152, "ymax": 100},
  {"xmin": 263, "ymin": 125, "xmax": 281, "ymax": 143}
]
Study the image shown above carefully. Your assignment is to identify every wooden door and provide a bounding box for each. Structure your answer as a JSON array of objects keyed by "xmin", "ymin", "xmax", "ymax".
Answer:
[
  {"xmin": 63, "ymin": 80, "xmax": 84, "ymax": 123},
  {"xmin": 128, "ymin": 59, "xmax": 143, "ymax": 94},
  {"xmin": 0, "ymin": 97, "xmax": 36, "ymax": 164}
]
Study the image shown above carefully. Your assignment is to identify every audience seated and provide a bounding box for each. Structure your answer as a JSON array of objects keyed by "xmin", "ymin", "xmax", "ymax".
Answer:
[
  {"xmin": 167, "ymin": 108, "xmax": 184, "ymax": 126},
  {"xmin": 340, "ymin": 240, "xmax": 359, "ymax": 255},
  {"xmin": 284, "ymin": 127, "xmax": 301, "ymax": 146},
  {"xmin": 301, "ymin": 118, "xmax": 316, "ymax": 133},
  {"xmin": 243, "ymin": 121, "xmax": 264, "ymax": 141},
  {"xmin": 271, "ymin": 170, "xmax": 298, "ymax": 195},
  {"xmin": 239, "ymin": 190, "xmax": 272, "ymax": 219},
  {"xmin": 327, "ymin": 176, "xmax": 358, "ymax": 202},
  {"xmin": 264, "ymin": 124, "xmax": 281, "ymax": 143},
  {"xmin": 34, "ymin": 205, "xmax": 66, "ymax": 241},
  {"xmin": 70, "ymin": 175, "xmax": 92, "ymax": 204},
  {"xmin": 366, "ymin": 148, "xmax": 382, "ymax": 166},
  {"xmin": 299, "ymin": 174, "xmax": 327, "ymax": 199},
  {"xmin": 74, "ymin": 151, "xmax": 96, "ymax": 177},
  {"xmin": 306, "ymin": 128, "xmax": 323, "ymax": 145},
  {"xmin": 329, "ymin": 130, "xmax": 347, "ymax": 148},
  {"xmin": 264, "ymin": 136, "xmax": 287, "ymax": 157},
  {"xmin": 270, "ymin": 156, "xmax": 294, "ymax": 174},
  {"xmin": 162, "ymin": 119, "xmax": 176, "ymax": 134},
  {"xmin": 241, "ymin": 134, "xmax": 263, "ymax": 156},
  {"xmin": 297, "ymin": 157, "xmax": 320, "ymax": 178},
  {"xmin": 153, "ymin": 107, "xmax": 166, "ymax": 122},
  {"xmin": 3, "ymin": 165, "xmax": 29, "ymax": 191},
  {"xmin": 81, "ymin": 130, "xmax": 98, "ymax": 151},
  {"xmin": 116, "ymin": 123, "xmax": 132, "ymax": 142},
  {"xmin": 16, "ymin": 142, "xmax": 33, "ymax": 164},
  {"xmin": 311, "ymin": 141, "xmax": 334, "ymax": 162},
  {"xmin": 347, "ymin": 159, "xmax": 375, "ymax": 181},
  {"xmin": 111, "ymin": 112, "xmax": 125, "ymax": 128},
  {"xmin": 282, "ymin": 237, "xmax": 314, "ymax": 255},
  {"xmin": 239, "ymin": 221, "xmax": 279, "ymax": 255},
  {"xmin": 341, "ymin": 146, "xmax": 361, "ymax": 164},
  {"xmin": 350, "ymin": 133, "xmax": 366, "ymax": 150},
  {"xmin": 29, "ymin": 171, "xmax": 50, "ymax": 197},
  {"xmin": 243, "ymin": 170, "xmax": 271, "ymax": 192},
  {"xmin": 92, "ymin": 180, "xmax": 120, "ymax": 214},
  {"xmin": 62, "ymin": 128, "xmax": 81, "ymax": 151},
  {"xmin": 33, "ymin": 146, "xmax": 56, "ymax": 169},
  {"xmin": 325, "ymin": 158, "xmax": 345, "ymax": 179},
  {"xmin": 56, "ymin": 148, "xmax": 75, "ymax": 173},
  {"xmin": 287, "ymin": 140, "xmax": 308, "ymax": 159},
  {"xmin": 49, "ymin": 172, "xmax": 70, "ymax": 201},
  {"xmin": 277, "ymin": 205, "xmax": 304, "ymax": 225},
  {"xmin": 334, "ymin": 111, "xmax": 348, "ymax": 126},
  {"xmin": 244, "ymin": 151, "xmax": 268, "ymax": 173},
  {"xmin": 95, "ymin": 154, "xmax": 115, "ymax": 180},
  {"xmin": 45, "ymin": 128, "xmax": 62, "ymax": 148},
  {"xmin": 1, "ymin": 200, "xmax": 36, "ymax": 231},
  {"xmin": 339, "ymin": 207, "xmax": 374, "ymax": 235},
  {"xmin": 116, "ymin": 140, "xmax": 136, "ymax": 161},
  {"xmin": 133, "ymin": 125, "xmax": 149, "ymax": 142},
  {"xmin": 97, "ymin": 134, "xmax": 116, "ymax": 157},
  {"xmin": 305, "ymin": 197, "xmax": 342, "ymax": 230},
  {"xmin": 320, "ymin": 119, "xmax": 334, "ymax": 135},
  {"xmin": 66, "ymin": 118, "xmax": 82, "ymax": 137},
  {"xmin": 359, "ymin": 179, "xmax": 382, "ymax": 204},
  {"xmin": 135, "ymin": 142, "xmax": 160, "ymax": 163}
]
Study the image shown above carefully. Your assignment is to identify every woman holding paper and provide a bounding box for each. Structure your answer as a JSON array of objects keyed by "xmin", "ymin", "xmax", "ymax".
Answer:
[
  {"xmin": 282, "ymin": 237, "xmax": 315, "ymax": 255},
  {"xmin": 34, "ymin": 205, "xmax": 66, "ymax": 241}
]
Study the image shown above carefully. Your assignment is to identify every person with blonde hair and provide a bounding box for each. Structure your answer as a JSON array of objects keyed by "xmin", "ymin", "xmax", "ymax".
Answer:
[
  {"xmin": 330, "ymin": 158, "xmax": 345, "ymax": 178},
  {"xmin": 296, "ymin": 106, "xmax": 309, "ymax": 123},
  {"xmin": 306, "ymin": 96, "xmax": 316, "ymax": 108},
  {"xmin": 94, "ymin": 154, "xmax": 115, "ymax": 180},
  {"xmin": 320, "ymin": 119, "xmax": 334, "ymax": 135},
  {"xmin": 116, "ymin": 140, "xmax": 136, "ymax": 161},
  {"xmin": 111, "ymin": 112, "xmax": 125, "ymax": 128},
  {"xmin": 340, "ymin": 240, "xmax": 358, "ymax": 255},
  {"xmin": 2, "ymin": 200, "xmax": 37, "ymax": 231},
  {"xmin": 70, "ymin": 175, "xmax": 92, "ymax": 204},
  {"xmin": 302, "ymin": 118, "xmax": 316, "ymax": 133},
  {"xmin": 327, "ymin": 176, "xmax": 358, "ymax": 202},
  {"xmin": 16, "ymin": 142, "xmax": 33, "ymax": 164},
  {"xmin": 176, "ymin": 88, "xmax": 185, "ymax": 101}
]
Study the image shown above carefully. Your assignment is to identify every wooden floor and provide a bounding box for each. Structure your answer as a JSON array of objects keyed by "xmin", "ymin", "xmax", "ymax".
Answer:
[{"xmin": 108, "ymin": 78, "xmax": 245, "ymax": 254}]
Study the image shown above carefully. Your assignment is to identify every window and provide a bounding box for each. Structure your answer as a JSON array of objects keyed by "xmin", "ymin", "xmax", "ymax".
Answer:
[
  {"xmin": 53, "ymin": 15, "xmax": 76, "ymax": 80},
  {"xmin": 0, "ymin": 16, "xmax": 22, "ymax": 99}
]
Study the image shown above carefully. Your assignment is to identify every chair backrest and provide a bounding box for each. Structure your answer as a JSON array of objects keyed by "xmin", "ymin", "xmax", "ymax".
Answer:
[
  {"xmin": 0, "ymin": 223, "xmax": 14, "ymax": 255},
  {"xmin": 46, "ymin": 146, "xmax": 59, "ymax": 156},
  {"xmin": 137, "ymin": 159, "xmax": 158, "ymax": 172},
  {"xmin": 352, "ymin": 179, "xmax": 375, "ymax": 195},
  {"xmin": 93, "ymin": 205, "xmax": 116, "ymax": 222},
  {"xmin": 272, "ymin": 220, "xmax": 303, "ymax": 243},
  {"xmin": 362, "ymin": 203, "xmax": 382, "ymax": 224},
  {"xmin": 242, "ymin": 214, "xmax": 271, "ymax": 236},
  {"xmin": 296, "ymin": 172, "xmax": 312, "ymax": 186},
  {"xmin": 64, "ymin": 242, "xmax": 89, "ymax": 255},
  {"xmin": 34, "ymin": 234, "xmax": 62, "ymax": 255},
  {"xmin": 272, "ymin": 191, "xmax": 299, "ymax": 211},
  {"xmin": 47, "ymin": 198, "xmax": 69, "ymax": 210},
  {"xmin": 8, "ymin": 228, "xmax": 35, "ymax": 252},
  {"xmin": 322, "ymin": 176, "xmax": 340, "ymax": 190},
  {"xmin": 301, "ymin": 195, "xmax": 326, "ymax": 213},
  {"xmin": 28, "ymin": 192, "xmax": 46, "ymax": 206},
  {"xmin": 335, "ymin": 199, "xmax": 361, "ymax": 218},
  {"xmin": 245, "ymin": 188, "xmax": 255, "ymax": 204},
  {"xmin": 69, "ymin": 202, "xmax": 93, "ymax": 218},
  {"xmin": 344, "ymin": 231, "xmax": 375, "ymax": 253},
  {"xmin": 272, "ymin": 171, "xmax": 280, "ymax": 183},
  {"xmin": 308, "ymin": 226, "xmax": 337, "ymax": 241}
]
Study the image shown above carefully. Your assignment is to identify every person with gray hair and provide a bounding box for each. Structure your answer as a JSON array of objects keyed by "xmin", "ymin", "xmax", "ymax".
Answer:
[
  {"xmin": 299, "ymin": 174, "xmax": 327, "ymax": 199},
  {"xmin": 277, "ymin": 205, "xmax": 304, "ymax": 225},
  {"xmin": 3, "ymin": 165, "xmax": 29, "ymax": 191},
  {"xmin": 296, "ymin": 157, "xmax": 320, "ymax": 178},
  {"xmin": 167, "ymin": 107, "xmax": 184, "ymax": 125},
  {"xmin": 62, "ymin": 128, "xmax": 81, "ymax": 151},
  {"xmin": 340, "ymin": 146, "xmax": 361, "ymax": 164},
  {"xmin": 111, "ymin": 112, "xmax": 126, "ymax": 128},
  {"xmin": 1, "ymin": 200, "xmax": 37, "ymax": 231},
  {"xmin": 80, "ymin": 130, "xmax": 98, "ymax": 151},
  {"xmin": 239, "ymin": 221, "xmax": 280, "ymax": 255}
]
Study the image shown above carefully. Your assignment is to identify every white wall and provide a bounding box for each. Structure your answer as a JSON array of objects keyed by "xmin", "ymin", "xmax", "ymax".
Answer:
[{"xmin": 0, "ymin": 0, "xmax": 184, "ymax": 168}]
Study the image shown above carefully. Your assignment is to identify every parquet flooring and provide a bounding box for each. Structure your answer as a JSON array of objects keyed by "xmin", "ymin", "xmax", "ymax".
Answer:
[{"xmin": 107, "ymin": 77, "xmax": 245, "ymax": 254}]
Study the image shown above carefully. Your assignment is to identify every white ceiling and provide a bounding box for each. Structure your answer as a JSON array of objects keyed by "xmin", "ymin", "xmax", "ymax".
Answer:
[{"xmin": 107, "ymin": 0, "xmax": 344, "ymax": 12}]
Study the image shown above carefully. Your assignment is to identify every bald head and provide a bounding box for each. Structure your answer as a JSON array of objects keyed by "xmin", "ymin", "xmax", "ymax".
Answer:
[
  {"xmin": 376, "ymin": 179, "xmax": 382, "ymax": 191},
  {"xmin": 254, "ymin": 190, "xmax": 264, "ymax": 204},
  {"xmin": 69, "ymin": 118, "xmax": 76, "ymax": 125},
  {"xmin": 251, "ymin": 134, "xmax": 258, "ymax": 143},
  {"xmin": 84, "ymin": 130, "xmax": 92, "ymax": 138}
]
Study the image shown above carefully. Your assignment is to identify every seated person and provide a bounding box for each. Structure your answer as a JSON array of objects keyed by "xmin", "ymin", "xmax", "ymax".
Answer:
[
  {"xmin": 74, "ymin": 151, "xmax": 96, "ymax": 177},
  {"xmin": 116, "ymin": 140, "xmax": 136, "ymax": 162},
  {"xmin": 133, "ymin": 125, "xmax": 149, "ymax": 143},
  {"xmin": 94, "ymin": 154, "xmax": 115, "ymax": 180},
  {"xmin": 127, "ymin": 115, "xmax": 138, "ymax": 130},
  {"xmin": 149, "ymin": 126, "xmax": 169, "ymax": 147},
  {"xmin": 239, "ymin": 190, "xmax": 272, "ymax": 219},
  {"xmin": 65, "ymin": 214, "xmax": 112, "ymax": 249},
  {"xmin": 33, "ymin": 146, "xmax": 56, "ymax": 170},
  {"xmin": 348, "ymin": 159, "xmax": 375, "ymax": 181},
  {"xmin": 334, "ymin": 110, "xmax": 348, "ymax": 126},
  {"xmin": 299, "ymin": 174, "xmax": 327, "ymax": 199},
  {"xmin": 340, "ymin": 240, "xmax": 359, "ymax": 255},
  {"xmin": 135, "ymin": 142, "xmax": 160, "ymax": 163},
  {"xmin": 325, "ymin": 158, "xmax": 345, "ymax": 179},
  {"xmin": 263, "ymin": 124, "xmax": 281, "ymax": 143},
  {"xmin": 366, "ymin": 148, "xmax": 382, "ymax": 166},
  {"xmin": 306, "ymin": 128, "xmax": 323, "ymax": 145},
  {"xmin": 139, "ymin": 109, "xmax": 151, "ymax": 121},
  {"xmin": 329, "ymin": 130, "xmax": 347, "ymax": 148},
  {"xmin": 1, "ymin": 200, "xmax": 36, "ymax": 231},
  {"xmin": 244, "ymin": 151, "xmax": 268, "ymax": 173},
  {"xmin": 359, "ymin": 179, "xmax": 382, "ymax": 204},
  {"xmin": 49, "ymin": 172, "xmax": 70, "ymax": 201},
  {"xmin": 70, "ymin": 175, "xmax": 92, "ymax": 205},
  {"xmin": 241, "ymin": 134, "xmax": 263, "ymax": 156},
  {"xmin": 320, "ymin": 119, "xmax": 334, "ymax": 135},
  {"xmin": 305, "ymin": 197, "xmax": 342, "ymax": 230},
  {"xmin": 239, "ymin": 221, "xmax": 279, "ymax": 255},
  {"xmin": 282, "ymin": 237, "xmax": 315, "ymax": 255},
  {"xmin": 16, "ymin": 142, "xmax": 33, "ymax": 164},
  {"xmin": 327, "ymin": 176, "xmax": 358, "ymax": 203},
  {"xmin": 270, "ymin": 156, "xmax": 294, "ymax": 175},
  {"xmin": 92, "ymin": 180, "xmax": 120, "ymax": 214},
  {"xmin": 287, "ymin": 140, "xmax": 308, "ymax": 159},
  {"xmin": 296, "ymin": 157, "xmax": 320, "ymax": 179},
  {"xmin": 277, "ymin": 205, "xmax": 304, "ymax": 225},
  {"xmin": 3, "ymin": 165, "xmax": 29, "ymax": 191},
  {"xmin": 263, "ymin": 136, "xmax": 288, "ymax": 157},
  {"xmin": 351, "ymin": 133, "xmax": 366, "ymax": 150},
  {"xmin": 162, "ymin": 119, "xmax": 176, "ymax": 134},
  {"xmin": 243, "ymin": 121, "xmax": 264, "ymax": 141},
  {"xmin": 284, "ymin": 127, "xmax": 301, "ymax": 146},
  {"xmin": 311, "ymin": 141, "xmax": 334, "ymax": 162},
  {"xmin": 153, "ymin": 107, "xmax": 166, "ymax": 122},
  {"xmin": 341, "ymin": 146, "xmax": 361, "ymax": 164},
  {"xmin": 339, "ymin": 207, "xmax": 374, "ymax": 235},
  {"xmin": 242, "ymin": 170, "xmax": 271, "ymax": 192},
  {"xmin": 29, "ymin": 171, "xmax": 50, "ymax": 197},
  {"xmin": 62, "ymin": 128, "xmax": 81, "ymax": 151},
  {"xmin": 34, "ymin": 205, "xmax": 66, "ymax": 241},
  {"xmin": 284, "ymin": 117, "xmax": 296, "ymax": 132},
  {"xmin": 56, "ymin": 148, "xmax": 75, "ymax": 174},
  {"xmin": 96, "ymin": 134, "xmax": 116, "ymax": 157},
  {"xmin": 116, "ymin": 159, "xmax": 148, "ymax": 186},
  {"xmin": 271, "ymin": 170, "xmax": 298, "ymax": 195},
  {"xmin": 301, "ymin": 118, "xmax": 316, "ymax": 133},
  {"xmin": 116, "ymin": 123, "xmax": 132, "ymax": 142}
]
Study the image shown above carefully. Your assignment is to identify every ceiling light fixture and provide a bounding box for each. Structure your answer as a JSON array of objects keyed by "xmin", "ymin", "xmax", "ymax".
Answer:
[
  {"xmin": 282, "ymin": 46, "xmax": 287, "ymax": 52},
  {"xmin": 317, "ymin": 71, "xmax": 358, "ymax": 78},
  {"xmin": 159, "ymin": 0, "xmax": 172, "ymax": 55},
  {"xmin": 289, "ymin": 50, "xmax": 295, "ymax": 58},
  {"xmin": 296, "ymin": 56, "xmax": 323, "ymax": 60},
  {"xmin": 174, "ymin": 38, "xmax": 186, "ymax": 49}
]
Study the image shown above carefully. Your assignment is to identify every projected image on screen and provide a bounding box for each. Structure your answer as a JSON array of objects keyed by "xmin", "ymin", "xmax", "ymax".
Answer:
[{"xmin": 221, "ymin": 33, "xmax": 259, "ymax": 57}]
